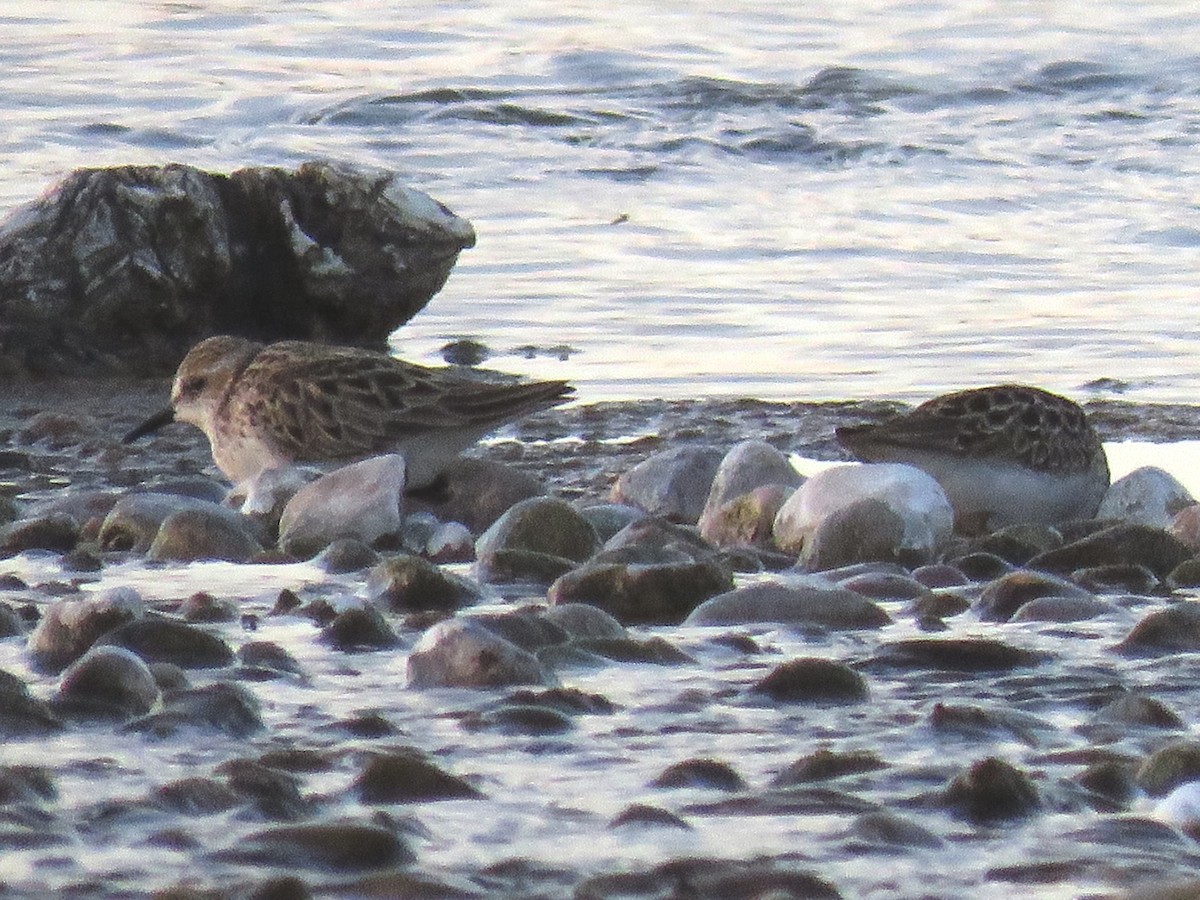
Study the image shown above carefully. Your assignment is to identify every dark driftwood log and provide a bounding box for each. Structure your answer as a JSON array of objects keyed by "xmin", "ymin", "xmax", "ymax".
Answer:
[{"xmin": 0, "ymin": 161, "xmax": 475, "ymax": 378}]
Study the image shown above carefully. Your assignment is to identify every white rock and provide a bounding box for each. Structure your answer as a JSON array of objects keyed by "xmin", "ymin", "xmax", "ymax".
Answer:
[
  {"xmin": 278, "ymin": 455, "xmax": 406, "ymax": 558},
  {"xmin": 228, "ymin": 465, "xmax": 320, "ymax": 517},
  {"xmin": 1097, "ymin": 465, "xmax": 1195, "ymax": 528},
  {"xmin": 773, "ymin": 463, "xmax": 954, "ymax": 556},
  {"xmin": 1156, "ymin": 780, "xmax": 1200, "ymax": 830},
  {"xmin": 28, "ymin": 587, "xmax": 145, "ymax": 673},
  {"xmin": 611, "ymin": 445, "xmax": 725, "ymax": 524},
  {"xmin": 703, "ymin": 440, "xmax": 804, "ymax": 514}
]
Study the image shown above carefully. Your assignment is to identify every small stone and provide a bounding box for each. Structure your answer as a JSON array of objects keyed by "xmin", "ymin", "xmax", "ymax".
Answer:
[
  {"xmin": 320, "ymin": 603, "xmax": 398, "ymax": 651},
  {"xmin": 14, "ymin": 411, "xmax": 101, "ymax": 448},
  {"xmin": 1168, "ymin": 559, "xmax": 1200, "ymax": 590},
  {"xmin": 976, "ymin": 570, "xmax": 1098, "ymax": 622},
  {"xmin": 278, "ymin": 455, "xmax": 406, "ymax": 558},
  {"xmin": 0, "ymin": 514, "xmax": 80, "ymax": 554},
  {"xmin": 315, "ymin": 538, "xmax": 380, "ymax": 574},
  {"xmin": 237, "ymin": 642, "xmax": 306, "ymax": 680},
  {"xmin": 703, "ymin": 440, "xmax": 804, "ymax": 513},
  {"xmin": 1070, "ymin": 564, "xmax": 1159, "ymax": 595},
  {"xmin": 548, "ymin": 557, "xmax": 732, "ymax": 626},
  {"xmin": 771, "ymin": 749, "xmax": 887, "ymax": 786},
  {"xmin": 218, "ymin": 759, "xmax": 310, "ymax": 821},
  {"xmin": 871, "ymin": 638, "xmax": 1046, "ymax": 672},
  {"xmin": 1137, "ymin": 741, "xmax": 1200, "ymax": 797},
  {"xmin": 609, "ymin": 804, "xmax": 691, "ymax": 829},
  {"xmin": 424, "ymin": 521, "xmax": 474, "ymax": 563},
  {"xmin": 354, "ymin": 748, "xmax": 482, "ymax": 803},
  {"xmin": 406, "ymin": 458, "xmax": 547, "ymax": 534},
  {"xmin": 1116, "ymin": 603, "xmax": 1200, "ymax": 656},
  {"xmin": 774, "ymin": 463, "xmax": 953, "ymax": 560},
  {"xmin": 579, "ymin": 504, "xmax": 646, "ymax": 542},
  {"xmin": 850, "ymin": 811, "xmax": 943, "ymax": 848},
  {"xmin": 1008, "ymin": 593, "xmax": 1117, "ymax": 623},
  {"xmin": 649, "ymin": 758, "xmax": 747, "ymax": 792},
  {"xmin": 611, "ymin": 445, "xmax": 725, "ymax": 524},
  {"xmin": 942, "ymin": 757, "xmax": 1040, "ymax": 822},
  {"xmin": 475, "ymin": 496, "xmax": 599, "ymax": 563},
  {"xmin": 27, "ymin": 587, "xmax": 145, "ymax": 673},
  {"xmin": 147, "ymin": 506, "xmax": 265, "ymax": 563},
  {"xmin": 911, "ymin": 563, "xmax": 970, "ymax": 588},
  {"xmin": 96, "ymin": 617, "xmax": 234, "ymax": 669},
  {"xmin": 218, "ymin": 822, "xmax": 414, "ymax": 871},
  {"xmin": 367, "ymin": 553, "xmax": 481, "ymax": 612},
  {"xmin": 54, "ymin": 645, "xmax": 160, "ymax": 719},
  {"xmin": 155, "ymin": 777, "xmax": 240, "ymax": 815},
  {"xmin": 750, "ymin": 657, "xmax": 868, "ymax": 704},
  {"xmin": 99, "ymin": 493, "xmax": 222, "ymax": 554},
  {"xmin": 540, "ymin": 603, "xmax": 627, "ymax": 640},
  {"xmin": 179, "ymin": 591, "xmax": 238, "ymax": 623},
  {"xmin": 684, "ymin": 578, "xmax": 890, "ymax": 629},
  {"xmin": 1028, "ymin": 522, "xmax": 1192, "ymax": 580},
  {"xmin": 1094, "ymin": 692, "xmax": 1184, "ymax": 730},
  {"xmin": 602, "ymin": 516, "xmax": 718, "ymax": 562},
  {"xmin": 0, "ymin": 669, "xmax": 62, "ymax": 737},
  {"xmin": 406, "ymin": 618, "xmax": 554, "ymax": 688},
  {"xmin": 1169, "ymin": 504, "xmax": 1200, "ymax": 553},
  {"xmin": 700, "ymin": 484, "xmax": 796, "ymax": 550},
  {"xmin": 465, "ymin": 704, "xmax": 574, "ymax": 736},
  {"xmin": 125, "ymin": 682, "xmax": 263, "ymax": 739},
  {"xmin": 1099, "ymin": 466, "xmax": 1195, "ymax": 528},
  {"xmin": 475, "ymin": 548, "xmax": 577, "ymax": 585},
  {"xmin": 836, "ymin": 571, "xmax": 931, "ymax": 601},
  {"xmin": 950, "ymin": 552, "xmax": 1014, "ymax": 581}
]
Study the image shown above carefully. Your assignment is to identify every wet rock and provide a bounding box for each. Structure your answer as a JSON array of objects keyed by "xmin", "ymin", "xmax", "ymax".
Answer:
[
  {"xmin": 96, "ymin": 616, "xmax": 234, "ymax": 669},
  {"xmin": 771, "ymin": 749, "xmax": 887, "ymax": 786},
  {"xmin": 367, "ymin": 553, "xmax": 481, "ymax": 613},
  {"xmin": 871, "ymin": 638, "xmax": 1046, "ymax": 672},
  {"xmin": 580, "ymin": 504, "xmax": 646, "ymax": 543},
  {"xmin": 684, "ymin": 578, "xmax": 890, "ymax": 629},
  {"xmin": 750, "ymin": 657, "xmax": 868, "ymax": 704},
  {"xmin": 155, "ymin": 777, "xmax": 241, "ymax": 816},
  {"xmin": 406, "ymin": 458, "xmax": 546, "ymax": 534},
  {"xmin": 1169, "ymin": 503, "xmax": 1200, "ymax": 553},
  {"xmin": 475, "ymin": 496, "xmax": 599, "ymax": 564},
  {"xmin": 27, "ymin": 587, "xmax": 145, "ymax": 673},
  {"xmin": 425, "ymin": 521, "xmax": 475, "ymax": 563},
  {"xmin": 801, "ymin": 498, "xmax": 910, "ymax": 570},
  {"xmin": 909, "ymin": 592, "xmax": 971, "ymax": 620},
  {"xmin": 407, "ymin": 618, "xmax": 554, "ymax": 688},
  {"xmin": 950, "ymin": 551, "xmax": 1014, "ymax": 581},
  {"xmin": 54, "ymin": 645, "xmax": 160, "ymax": 719},
  {"xmin": 650, "ymin": 758, "xmax": 747, "ymax": 792},
  {"xmin": 976, "ymin": 570, "xmax": 1098, "ymax": 622},
  {"xmin": 99, "ymin": 493, "xmax": 222, "ymax": 554},
  {"xmin": 774, "ymin": 463, "xmax": 953, "ymax": 560},
  {"xmin": 315, "ymin": 538, "xmax": 381, "ymax": 574},
  {"xmin": 703, "ymin": 440, "xmax": 804, "ymax": 511},
  {"xmin": 911, "ymin": 563, "xmax": 970, "ymax": 588},
  {"xmin": 0, "ymin": 161, "xmax": 475, "ymax": 378},
  {"xmin": 609, "ymin": 804, "xmax": 691, "ymax": 829},
  {"xmin": 942, "ymin": 757, "xmax": 1040, "ymax": 823},
  {"xmin": 602, "ymin": 516, "xmax": 717, "ymax": 562},
  {"xmin": 219, "ymin": 759, "xmax": 310, "ymax": 821},
  {"xmin": 570, "ymin": 635, "xmax": 693, "ymax": 666},
  {"xmin": 0, "ymin": 513, "xmax": 80, "ymax": 554},
  {"xmin": 148, "ymin": 505, "xmax": 264, "ymax": 563},
  {"xmin": 237, "ymin": 641, "xmax": 306, "ymax": 681},
  {"xmin": 1028, "ymin": 522, "xmax": 1192, "ymax": 580},
  {"xmin": 849, "ymin": 810, "xmax": 943, "ymax": 848},
  {"xmin": 1099, "ymin": 466, "xmax": 1194, "ymax": 528},
  {"xmin": 226, "ymin": 464, "xmax": 318, "ymax": 526},
  {"xmin": 1070, "ymin": 564, "xmax": 1159, "ymax": 595},
  {"xmin": 929, "ymin": 703, "xmax": 1051, "ymax": 746},
  {"xmin": 277, "ymin": 454, "xmax": 406, "ymax": 558},
  {"xmin": 462, "ymin": 703, "xmax": 575, "ymax": 736},
  {"xmin": 469, "ymin": 610, "xmax": 569, "ymax": 653},
  {"xmin": 1137, "ymin": 741, "xmax": 1200, "ymax": 797},
  {"xmin": 217, "ymin": 822, "xmax": 415, "ymax": 872},
  {"xmin": 126, "ymin": 682, "xmax": 263, "ymax": 739},
  {"xmin": 1008, "ymin": 592, "xmax": 1118, "ymax": 623},
  {"xmin": 611, "ymin": 445, "xmax": 725, "ymax": 524},
  {"xmin": 475, "ymin": 549, "xmax": 577, "ymax": 585},
  {"xmin": 1116, "ymin": 603, "xmax": 1200, "ymax": 655},
  {"xmin": 1167, "ymin": 559, "xmax": 1200, "ymax": 590},
  {"xmin": 547, "ymin": 556, "xmax": 732, "ymax": 625},
  {"xmin": 0, "ymin": 669, "xmax": 62, "ymax": 737},
  {"xmin": 1093, "ymin": 692, "xmax": 1184, "ymax": 731},
  {"xmin": 539, "ymin": 603, "xmax": 627, "ymax": 640},
  {"xmin": 355, "ymin": 748, "xmax": 482, "ymax": 803},
  {"xmin": 836, "ymin": 571, "xmax": 931, "ymax": 601},
  {"xmin": 320, "ymin": 602, "xmax": 398, "ymax": 651},
  {"xmin": 574, "ymin": 858, "xmax": 841, "ymax": 900},
  {"xmin": 970, "ymin": 523, "xmax": 1064, "ymax": 566},
  {"xmin": 699, "ymin": 483, "xmax": 795, "ymax": 550},
  {"xmin": 0, "ymin": 603, "xmax": 24, "ymax": 638},
  {"xmin": 14, "ymin": 411, "xmax": 102, "ymax": 448}
]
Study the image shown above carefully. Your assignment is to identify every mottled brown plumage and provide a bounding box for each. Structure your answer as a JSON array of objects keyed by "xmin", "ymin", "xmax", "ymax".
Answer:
[{"xmin": 126, "ymin": 335, "xmax": 573, "ymax": 488}]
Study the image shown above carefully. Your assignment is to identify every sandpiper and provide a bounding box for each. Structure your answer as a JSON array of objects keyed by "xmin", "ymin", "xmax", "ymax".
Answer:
[
  {"xmin": 835, "ymin": 384, "xmax": 1109, "ymax": 533},
  {"xmin": 124, "ymin": 335, "xmax": 573, "ymax": 489}
]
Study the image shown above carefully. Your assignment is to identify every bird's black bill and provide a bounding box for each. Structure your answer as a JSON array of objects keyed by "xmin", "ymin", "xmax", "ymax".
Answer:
[{"xmin": 123, "ymin": 407, "xmax": 176, "ymax": 443}]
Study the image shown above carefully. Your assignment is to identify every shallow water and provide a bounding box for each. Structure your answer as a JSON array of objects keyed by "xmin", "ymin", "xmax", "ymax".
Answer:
[{"xmin": 4, "ymin": 2, "xmax": 1200, "ymax": 401}]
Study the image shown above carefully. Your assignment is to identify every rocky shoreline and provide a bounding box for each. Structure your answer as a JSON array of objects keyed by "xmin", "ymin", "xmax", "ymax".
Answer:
[{"xmin": 3, "ymin": 383, "xmax": 1200, "ymax": 897}]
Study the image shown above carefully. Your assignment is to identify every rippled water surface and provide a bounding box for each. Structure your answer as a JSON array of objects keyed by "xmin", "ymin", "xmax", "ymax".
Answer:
[{"xmin": 4, "ymin": 1, "xmax": 1200, "ymax": 401}]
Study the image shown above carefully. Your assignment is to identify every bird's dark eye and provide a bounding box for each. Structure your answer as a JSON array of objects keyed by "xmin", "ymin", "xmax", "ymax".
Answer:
[{"xmin": 179, "ymin": 375, "xmax": 207, "ymax": 397}]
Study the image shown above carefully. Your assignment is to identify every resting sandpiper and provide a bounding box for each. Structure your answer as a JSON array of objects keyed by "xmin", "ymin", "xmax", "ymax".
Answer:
[
  {"xmin": 124, "ymin": 335, "xmax": 573, "ymax": 489},
  {"xmin": 835, "ymin": 384, "xmax": 1109, "ymax": 533}
]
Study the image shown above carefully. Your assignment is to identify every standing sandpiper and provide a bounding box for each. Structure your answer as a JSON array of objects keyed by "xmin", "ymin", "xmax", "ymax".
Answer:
[
  {"xmin": 835, "ymin": 384, "xmax": 1109, "ymax": 533},
  {"xmin": 124, "ymin": 335, "xmax": 573, "ymax": 489}
]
